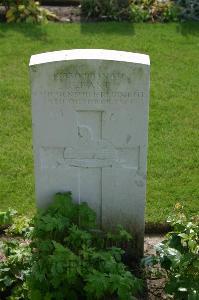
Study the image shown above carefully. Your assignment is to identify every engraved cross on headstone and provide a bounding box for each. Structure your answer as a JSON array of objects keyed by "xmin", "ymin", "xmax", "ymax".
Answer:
[{"xmin": 41, "ymin": 110, "xmax": 140, "ymax": 226}]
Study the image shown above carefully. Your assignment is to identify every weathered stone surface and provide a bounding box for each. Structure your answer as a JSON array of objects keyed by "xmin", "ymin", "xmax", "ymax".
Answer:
[{"xmin": 30, "ymin": 49, "xmax": 150, "ymax": 255}]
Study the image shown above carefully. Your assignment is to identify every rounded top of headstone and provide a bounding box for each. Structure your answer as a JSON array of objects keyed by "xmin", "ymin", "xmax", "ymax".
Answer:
[{"xmin": 29, "ymin": 49, "xmax": 150, "ymax": 67}]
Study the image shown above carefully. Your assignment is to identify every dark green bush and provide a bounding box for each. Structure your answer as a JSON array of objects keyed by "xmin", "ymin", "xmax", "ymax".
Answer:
[
  {"xmin": 81, "ymin": 0, "xmax": 132, "ymax": 20},
  {"xmin": 29, "ymin": 192, "xmax": 143, "ymax": 299},
  {"xmin": 81, "ymin": 0, "xmax": 180, "ymax": 22},
  {"xmin": 0, "ymin": 193, "xmax": 143, "ymax": 299},
  {"xmin": 175, "ymin": 0, "xmax": 199, "ymax": 20},
  {"xmin": 130, "ymin": 0, "xmax": 180, "ymax": 22}
]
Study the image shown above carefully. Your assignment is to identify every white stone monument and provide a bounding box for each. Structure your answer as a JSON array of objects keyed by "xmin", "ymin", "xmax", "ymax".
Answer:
[{"xmin": 30, "ymin": 49, "xmax": 150, "ymax": 255}]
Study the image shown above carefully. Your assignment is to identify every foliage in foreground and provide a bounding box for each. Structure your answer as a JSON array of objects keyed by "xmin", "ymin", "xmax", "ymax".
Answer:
[
  {"xmin": 143, "ymin": 204, "xmax": 199, "ymax": 299},
  {"xmin": 156, "ymin": 204, "xmax": 199, "ymax": 299},
  {"xmin": 0, "ymin": 209, "xmax": 17, "ymax": 229},
  {"xmin": 0, "ymin": 192, "xmax": 143, "ymax": 299},
  {"xmin": 0, "ymin": 198, "xmax": 199, "ymax": 299}
]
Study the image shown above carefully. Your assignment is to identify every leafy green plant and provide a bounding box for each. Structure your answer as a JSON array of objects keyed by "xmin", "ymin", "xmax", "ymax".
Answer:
[
  {"xmin": 0, "ymin": 207, "xmax": 32, "ymax": 237},
  {"xmin": 154, "ymin": 204, "xmax": 199, "ymax": 299},
  {"xmin": 0, "ymin": 209, "xmax": 17, "ymax": 230},
  {"xmin": 0, "ymin": 193, "xmax": 143, "ymax": 299},
  {"xmin": 0, "ymin": 239, "xmax": 31, "ymax": 299},
  {"xmin": 175, "ymin": 0, "xmax": 199, "ymax": 21},
  {"xmin": 0, "ymin": 210, "xmax": 32, "ymax": 298},
  {"xmin": 130, "ymin": 0, "xmax": 180, "ymax": 22},
  {"xmin": 4, "ymin": 0, "xmax": 57, "ymax": 24},
  {"xmin": 81, "ymin": 0, "xmax": 179, "ymax": 22},
  {"xmin": 81, "ymin": 0, "xmax": 132, "ymax": 21},
  {"xmin": 29, "ymin": 192, "xmax": 143, "ymax": 299},
  {"xmin": 81, "ymin": 0, "xmax": 99, "ymax": 18},
  {"xmin": 5, "ymin": 215, "xmax": 33, "ymax": 238}
]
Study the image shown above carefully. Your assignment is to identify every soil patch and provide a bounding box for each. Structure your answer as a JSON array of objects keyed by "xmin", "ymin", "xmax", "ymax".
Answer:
[
  {"xmin": 44, "ymin": 5, "xmax": 81, "ymax": 22},
  {"xmin": 144, "ymin": 235, "xmax": 170, "ymax": 299}
]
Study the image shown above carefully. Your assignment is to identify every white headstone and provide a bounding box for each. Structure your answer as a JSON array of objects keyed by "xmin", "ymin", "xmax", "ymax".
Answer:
[{"xmin": 30, "ymin": 49, "xmax": 150, "ymax": 255}]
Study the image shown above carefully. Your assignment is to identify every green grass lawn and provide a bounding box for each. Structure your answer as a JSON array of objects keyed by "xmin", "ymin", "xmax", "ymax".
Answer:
[{"xmin": 0, "ymin": 22, "xmax": 198, "ymax": 223}]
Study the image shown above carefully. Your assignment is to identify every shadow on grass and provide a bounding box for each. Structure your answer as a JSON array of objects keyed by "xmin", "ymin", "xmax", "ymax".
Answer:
[
  {"xmin": 80, "ymin": 21, "xmax": 135, "ymax": 36},
  {"xmin": 0, "ymin": 23, "xmax": 48, "ymax": 41},
  {"xmin": 176, "ymin": 21, "xmax": 199, "ymax": 36}
]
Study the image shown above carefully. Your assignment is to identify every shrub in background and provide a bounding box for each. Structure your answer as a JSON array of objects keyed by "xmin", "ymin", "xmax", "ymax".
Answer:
[
  {"xmin": 130, "ymin": 0, "xmax": 180, "ymax": 22},
  {"xmin": 1, "ymin": 0, "xmax": 57, "ymax": 23},
  {"xmin": 81, "ymin": 0, "xmax": 180, "ymax": 22},
  {"xmin": 175, "ymin": 0, "xmax": 199, "ymax": 20},
  {"xmin": 81, "ymin": 0, "xmax": 132, "ymax": 20}
]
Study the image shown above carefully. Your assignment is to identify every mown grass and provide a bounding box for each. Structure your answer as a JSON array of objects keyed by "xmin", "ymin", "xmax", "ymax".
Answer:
[{"xmin": 0, "ymin": 22, "xmax": 198, "ymax": 223}]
